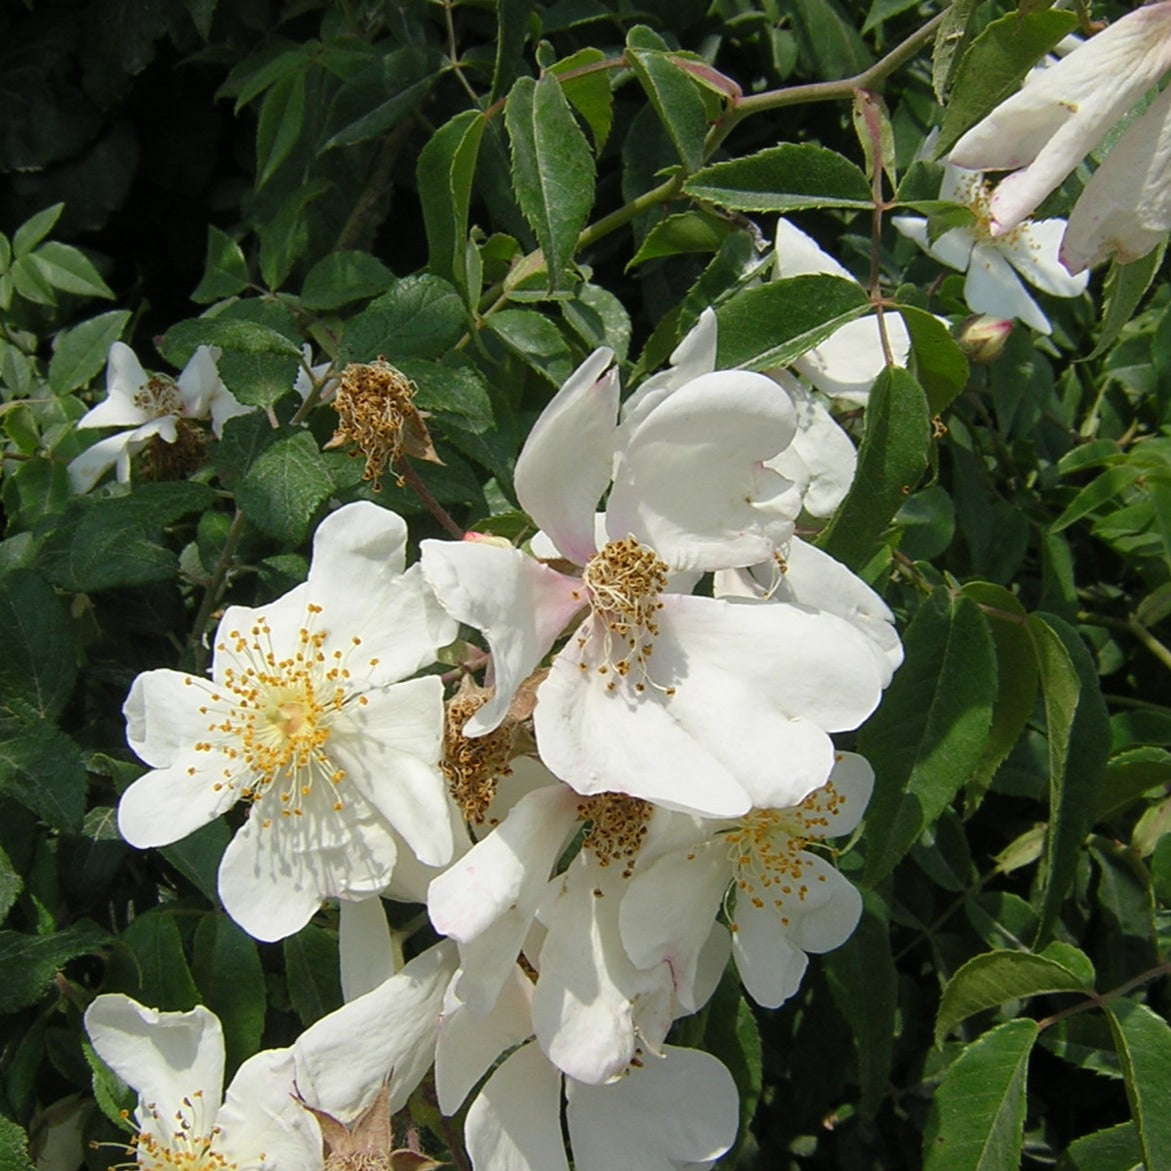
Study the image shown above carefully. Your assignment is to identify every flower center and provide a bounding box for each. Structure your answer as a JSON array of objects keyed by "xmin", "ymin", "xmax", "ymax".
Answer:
[
  {"xmin": 189, "ymin": 604, "xmax": 375, "ymax": 824},
  {"xmin": 120, "ymin": 1094, "xmax": 256, "ymax": 1171},
  {"xmin": 577, "ymin": 792, "xmax": 652, "ymax": 879},
  {"xmin": 441, "ymin": 687, "xmax": 514, "ymax": 824},
  {"xmin": 954, "ymin": 172, "xmax": 1027, "ymax": 246},
  {"xmin": 132, "ymin": 374, "xmax": 185, "ymax": 419},
  {"xmin": 577, "ymin": 537, "xmax": 674, "ymax": 697},
  {"xmin": 722, "ymin": 779, "xmax": 845, "ymax": 925}
]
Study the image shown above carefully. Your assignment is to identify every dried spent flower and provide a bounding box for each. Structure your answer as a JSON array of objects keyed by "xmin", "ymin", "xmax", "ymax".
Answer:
[
  {"xmin": 301, "ymin": 1085, "xmax": 441, "ymax": 1171},
  {"xmin": 326, "ymin": 359, "xmax": 441, "ymax": 490}
]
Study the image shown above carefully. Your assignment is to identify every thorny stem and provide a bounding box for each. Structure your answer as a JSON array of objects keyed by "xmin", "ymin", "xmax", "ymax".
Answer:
[
  {"xmin": 396, "ymin": 456, "xmax": 465, "ymax": 539},
  {"xmin": 442, "ymin": 0, "xmax": 483, "ymax": 108},
  {"xmin": 190, "ymin": 509, "xmax": 249, "ymax": 672},
  {"xmin": 334, "ymin": 116, "xmax": 417, "ymax": 253},
  {"xmin": 1035, "ymin": 960, "xmax": 1171, "ymax": 1031}
]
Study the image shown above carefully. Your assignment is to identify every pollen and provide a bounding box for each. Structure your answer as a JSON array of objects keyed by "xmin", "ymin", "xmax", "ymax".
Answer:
[
  {"xmin": 441, "ymin": 681, "xmax": 515, "ymax": 823},
  {"xmin": 131, "ymin": 374, "xmax": 185, "ymax": 419},
  {"xmin": 577, "ymin": 792, "xmax": 652, "ymax": 878},
  {"xmin": 113, "ymin": 1093, "xmax": 241, "ymax": 1171},
  {"xmin": 195, "ymin": 603, "xmax": 366, "ymax": 824},
  {"xmin": 326, "ymin": 358, "xmax": 435, "ymax": 491},
  {"xmin": 578, "ymin": 536, "xmax": 675, "ymax": 698}
]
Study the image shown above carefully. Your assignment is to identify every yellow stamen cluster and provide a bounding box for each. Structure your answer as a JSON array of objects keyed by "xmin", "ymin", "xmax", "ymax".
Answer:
[
  {"xmin": 721, "ymin": 777, "xmax": 845, "ymax": 928},
  {"xmin": 953, "ymin": 172, "xmax": 1030, "ymax": 249},
  {"xmin": 577, "ymin": 537, "xmax": 674, "ymax": 697},
  {"xmin": 440, "ymin": 687, "xmax": 514, "ymax": 824},
  {"xmin": 120, "ymin": 1093, "xmax": 251, "ymax": 1171},
  {"xmin": 192, "ymin": 604, "xmax": 375, "ymax": 824},
  {"xmin": 577, "ymin": 792, "xmax": 652, "ymax": 879},
  {"xmin": 132, "ymin": 375, "xmax": 184, "ymax": 419},
  {"xmin": 328, "ymin": 359, "xmax": 420, "ymax": 490}
]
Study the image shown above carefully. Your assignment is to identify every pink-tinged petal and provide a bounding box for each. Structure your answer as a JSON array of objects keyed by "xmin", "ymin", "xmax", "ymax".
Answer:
[
  {"xmin": 216, "ymin": 798, "xmax": 398, "ymax": 942},
  {"xmin": 216, "ymin": 1048, "xmax": 321, "ymax": 1171},
  {"xmin": 783, "ymin": 853, "xmax": 863, "ymax": 954},
  {"xmin": 731, "ymin": 899, "xmax": 809, "ymax": 1008},
  {"xmin": 964, "ymin": 242, "xmax": 1051, "ymax": 333},
  {"xmin": 124, "ymin": 668, "xmax": 223, "ymax": 769},
  {"xmin": 329, "ymin": 676, "xmax": 451, "ymax": 867},
  {"xmin": 339, "ymin": 897, "xmax": 395, "ymax": 1002},
  {"xmin": 514, "ymin": 347, "xmax": 618, "ymax": 566},
  {"xmin": 293, "ymin": 941, "xmax": 456, "ymax": 1118},
  {"xmin": 117, "ymin": 759, "xmax": 240, "ymax": 849},
  {"xmin": 565, "ymin": 1045, "xmax": 739, "ymax": 1171},
  {"xmin": 607, "ymin": 370, "xmax": 798, "ymax": 572},
  {"xmin": 84, "ymin": 995, "xmax": 225, "ymax": 1124},
  {"xmin": 1061, "ymin": 84, "xmax": 1171, "ymax": 274},
  {"xmin": 793, "ymin": 312, "xmax": 909, "ymax": 405},
  {"xmin": 435, "ymin": 965, "xmax": 534, "ymax": 1115},
  {"xmin": 420, "ymin": 539, "xmax": 585, "ymax": 735},
  {"xmin": 532, "ymin": 859, "xmax": 674, "ymax": 1085},
  {"xmin": 952, "ymin": 4, "xmax": 1171, "ymax": 230},
  {"xmin": 619, "ymin": 839, "xmax": 732, "ymax": 1012},
  {"xmin": 78, "ymin": 343, "xmax": 153, "ymax": 429},
  {"xmin": 306, "ymin": 503, "xmax": 457, "ymax": 682},
  {"xmin": 465, "ymin": 1043, "xmax": 569, "ymax": 1171},
  {"xmin": 999, "ymin": 218, "xmax": 1088, "ymax": 295}
]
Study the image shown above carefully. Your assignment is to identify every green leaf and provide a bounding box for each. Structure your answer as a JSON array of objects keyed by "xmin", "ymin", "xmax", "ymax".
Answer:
[
  {"xmin": 684, "ymin": 143, "xmax": 872, "ymax": 212},
  {"xmin": 1088, "ymin": 243, "xmax": 1167, "ymax": 360},
  {"xmin": 84, "ymin": 1038, "xmax": 136, "ymax": 1127},
  {"xmin": 191, "ymin": 226, "xmax": 250, "ymax": 303},
  {"xmin": 899, "ymin": 304, "xmax": 970, "ymax": 415},
  {"xmin": 0, "ymin": 570, "xmax": 77, "ymax": 723},
  {"xmin": 417, "ymin": 110, "xmax": 489, "ymax": 291},
  {"xmin": 923, "ymin": 1018, "xmax": 1038, "ymax": 1171},
  {"xmin": 819, "ymin": 366, "xmax": 931, "ymax": 571},
  {"xmin": 0, "ymin": 920, "xmax": 109, "ymax": 1012},
  {"xmin": 1063, "ymin": 1122, "xmax": 1143, "ymax": 1171},
  {"xmin": 0, "ymin": 1115, "xmax": 34, "ymax": 1171},
  {"xmin": 1051, "ymin": 465, "xmax": 1144, "ymax": 533},
  {"xmin": 30, "ymin": 242, "xmax": 114, "ymax": 299},
  {"xmin": 960, "ymin": 583, "xmax": 1038, "ymax": 813},
  {"xmin": 235, "ymin": 431, "xmax": 334, "ymax": 545},
  {"xmin": 714, "ymin": 275, "xmax": 871, "ymax": 371},
  {"xmin": 256, "ymin": 66, "xmax": 307, "ymax": 188},
  {"xmin": 627, "ymin": 210, "xmax": 735, "ymax": 269},
  {"xmin": 932, "ymin": 0, "xmax": 979, "ymax": 100},
  {"xmin": 342, "ymin": 275, "xmax": 467, "ymax": 363},
  {"xmin": 863, "ymin": 0, "xmax": 924, "ymax": 35},
  {"xmin": 487, "ymin": 308, "xmax": 577, "ymax": 385},
  {"xmin": 700, "ymin": 964, "xmax": 762, "ymax": 1165},
  {"xmin": 491, "ymin": 0, "xmax": 534, "ymax": 101},
  {"xmin": 1028, "ymin": 613, "xmax": 1110, "ymax": 941},
  {"xmin": 159, "ymin": 818, "xmax": 230, "ymax": 904},
  {"xmin": 1098, "ymin": 747, "xmax": 1171, "ymax": 821},
  {"xmin": 935, "ymin": 950, "xmax": 1092, "ymax": 1045},
  {"xmin": 10, "ymin": 253, "xmax": 58, "ymax": 305},
  {"xmin": 859, "ymin": 589, "xmax": 997, "ymax": 884},
  {"xmin": 825, "ymin": 892, "xmax": 896, "ymax": 1119},
  {"xmin": 0, "ymin": 844, "xmax": 21, "ymax": 921},
  {"xmin": 550, "ymin": 48, "xmax": 613, "ymax": 151},
  {"xmin": 1105, "ymin": 999, "xmax": 1171, "ymax": 1171},
  {"xmin": 301, "ymin": 251, "xmax": 395, "ymax": 311},
  {"xmin": 504, "ymin": 73, "xmax": 595, "ymax": 290},
  {"xmin": 283, "ymin": 924, "xmax": 342, "ymax": 1026},
  {"xmin": 121, "ymin": 910, "xmax": 199, "ymax": 1011},
  {"xmin": 0, "ymin": 725, "xmax": 88, "ymax": 832},
  {"xmin": 626, "ymin": 32, "xmax": 708, "ymax": 174},
  {"xmin": 38, "ymin": 482, "xmax": 218, "ymax": 593},
  {"xmin": 937, "ymin": 9, "xmax": 1080, "ymax": 156},
  {"xmin": 163, "ymin": 318, "xmax": 303, "ymax": 364},
  {"xmin": 12, "ymin": 203, "xmax": 64, "ymax": 256},
  {"xmin": 48, "ymin": 309, "xmax": 131, "ymax": 394},
  {"xmin": 193, "ymin": 915, "xmax": 265, "ymax": 1071}
]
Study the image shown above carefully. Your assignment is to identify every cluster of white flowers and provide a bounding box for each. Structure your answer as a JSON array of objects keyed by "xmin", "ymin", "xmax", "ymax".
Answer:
[{"xmin": 90, "ymin": 303, "xmax": 904, "ymax": 1169}]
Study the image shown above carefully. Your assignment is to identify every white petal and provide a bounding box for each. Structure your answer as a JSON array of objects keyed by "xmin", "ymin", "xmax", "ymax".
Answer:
[
  {"xmin": 67, "ymin": 432, "xmax": 139, "ymax": 493},
  {"xmin": 774, "ymin": 218, "xmax": 855, "ymax": 280},
  {"xmin": 420, "ymin": 539, "xmax": 585, "ymax": 735},
  {"xmin": 117, "ymin": 758, "xmax": 240, "ymax": 849},
  {"xmin": 175, "ymin": 346, "xmax": 224, "ymax": 418},
  {"xmin": 515, "ymin": 348, "xmax": 618, "ymax": 566},
  {"xmin": 607, "ymin": 370, "xmax": 798, "ymax": 571},
  {"xmin": 435, "ymin": 965, "xmax": 535, "ymax": 1115},
  {"xmin": 78, "ymin": 343, "xmax": 153, "ymax": 429},
  {"xmin": 731, "ymin": 900, "xmax": 808, "ymax": 1008},
  {"xmin": 1061, "ymin": 83, "xmax": 1171, "ymax": 274},
  {"xmin": 329, "ymin": 676, "xmax": 452, "ymax": 867},
  {"xmin": 339, "ymin": 896, "xmax": 396, "ymax": 1002},
  {"xmin": 793, "ymin": 312, "xmax": 909, "ymax": 406},
  {"xmin": 998, "ymin": 218, "xmax": 1088, "ymax": 295},
  {"xmin": 123, "ymin": 668, "xmax": 222, "ymax": 771},
  {"xmin": 216, "ymin": 1048, "xmax": 321, "ymax": 1171},
  {"xmin": 294, "ymin": 940, "xmax": 456, "ymax": 1118},
  {"xmin": 803, "ymin": 750, "xmax": 875, "ymax": 839},
  {"xmin": 465, "ymin": 1043, "xmax": 569, "ymax": 1171},
  {"xmin": 783, "ymin": 853, "xmax": 864, "ymax": 954},
  {"xmin": 964, "ymin": 242, "xmax": 1051, "ymax": 333},
  {"xmin": 307, "ymin": 503, "xmax": 457, "ymax": 682},
  {"xmin": 532, "ymin": 859, "xmax": 674, "ymax": 1085},
  {"xmin": 84, "ymin": 995, "xmax": 225, "ymax": 1126},
  {"xmin": 619, "ymin": 839, "xmax": 731, "ymax": 1012},
  {"xmin": 565, "ymin": 1045, "xmax": 739, "ymax": 1171}
]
